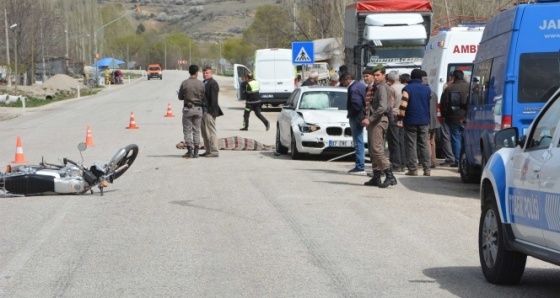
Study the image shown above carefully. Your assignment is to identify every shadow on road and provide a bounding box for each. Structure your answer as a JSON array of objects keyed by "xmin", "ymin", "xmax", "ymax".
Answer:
[{"xmin": 423, "ymin": 266, "xmax": 560, "ymax": 297}]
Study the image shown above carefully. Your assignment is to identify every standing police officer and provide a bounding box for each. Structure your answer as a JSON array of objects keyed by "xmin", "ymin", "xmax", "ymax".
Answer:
[
  {"xmin": 178, "ymin": 65, "xmax": 206, "ymax": 158},
  {"xmin": 240, "ymin": 73, "xmax": 270, "ymax": 131}
]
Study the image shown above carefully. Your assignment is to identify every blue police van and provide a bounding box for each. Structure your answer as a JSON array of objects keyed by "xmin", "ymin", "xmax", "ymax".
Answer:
[{"xmin": 460, "ymin": 0, "xmax": 560, "ymax": 183}]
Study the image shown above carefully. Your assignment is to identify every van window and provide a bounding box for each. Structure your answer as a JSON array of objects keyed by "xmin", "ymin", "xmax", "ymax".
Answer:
[
  {"xmin": 471, "ymin": 59, "xmax": 492, "ymax": 105},
  {"xmin": 447, "ymin": 64, "xmax": 473, "ymax": 83},
  {"xmin": 519, "ymin": 53, "xmax": 560, "ymax": 103},
  {"xmin": 489, "ymin": 56, "xmax": 506, "ymax": 103}
]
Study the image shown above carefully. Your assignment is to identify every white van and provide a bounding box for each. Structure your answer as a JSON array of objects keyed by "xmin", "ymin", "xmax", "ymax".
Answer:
[
  {"xmin": 234, "ymin": 48, "xmax": 296, "ymax": 106},
  {"xmin": 421, "ymin": 25, "xmax": 485, "ymax": 100}
]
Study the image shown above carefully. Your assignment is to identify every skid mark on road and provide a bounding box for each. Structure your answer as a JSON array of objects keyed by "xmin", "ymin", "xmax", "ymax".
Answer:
[{"xmin": 253, "ymin": 183, "xmax": 356, "ymax": 298}]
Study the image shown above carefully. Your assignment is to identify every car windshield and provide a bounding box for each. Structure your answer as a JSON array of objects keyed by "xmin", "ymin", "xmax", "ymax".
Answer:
[
  {"xmin": 299, "ymin": 91, "xmax": 347, "ymax": 110},
  {"xmin": 149, "ymin": 67, "xmax": 160, "ymax": 71}
]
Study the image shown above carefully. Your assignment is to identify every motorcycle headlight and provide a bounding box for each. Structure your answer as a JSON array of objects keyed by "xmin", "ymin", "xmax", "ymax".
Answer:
[
  {"xmin": 298, "ymin": 123, "xmax": 320, "ymax": 133},
  {"xmin": 62, "ymin": 166, "xmax": 82, "ymax": 178}
]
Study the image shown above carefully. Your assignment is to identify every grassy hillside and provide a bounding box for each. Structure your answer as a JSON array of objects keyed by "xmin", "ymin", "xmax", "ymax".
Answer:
[{"xmin": 103, "ymin": 0, "xmax": 278, "ymax": 42}]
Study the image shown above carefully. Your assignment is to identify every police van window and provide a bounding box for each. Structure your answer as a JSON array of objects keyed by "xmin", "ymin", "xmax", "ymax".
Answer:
[
  {"xmin": 489, "ymin": 56, "xmax": 506, "ymax": 103},
  {"xmin": 471, "ymin": 59, "xmax": 492, "ymax": 105},
  {"xmin": 519, "ymin": 53, "xmax": 560, "ymax": 103},
  {"xmin": 526, "ymin": 96, "xmax": 560, "ymax": 150}
]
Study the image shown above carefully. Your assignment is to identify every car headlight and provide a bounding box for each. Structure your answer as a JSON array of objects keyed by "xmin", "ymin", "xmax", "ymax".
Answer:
[{"xmin": 298, "ymin": 123, "xmax": 320, "ymax": 133}]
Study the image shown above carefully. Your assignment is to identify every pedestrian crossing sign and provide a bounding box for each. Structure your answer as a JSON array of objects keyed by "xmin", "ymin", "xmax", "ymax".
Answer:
[{"xmin": 292, "ymin": 41, "xmax": 314, "ymax": 65}]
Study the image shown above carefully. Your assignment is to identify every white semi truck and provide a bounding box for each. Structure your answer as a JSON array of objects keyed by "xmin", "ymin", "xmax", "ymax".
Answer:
[{"xmin": 343, "ymin": 0, "xmax": 433, "ymax": 78}]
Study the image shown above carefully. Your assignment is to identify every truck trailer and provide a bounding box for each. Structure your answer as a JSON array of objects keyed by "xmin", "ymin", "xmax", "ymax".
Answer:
[{"xmin": 343, "ymin": 0, "xmax": 433, "ymax": 79}]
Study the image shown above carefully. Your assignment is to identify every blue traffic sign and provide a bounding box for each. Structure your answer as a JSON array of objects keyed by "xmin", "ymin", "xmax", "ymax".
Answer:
[{"xmin": 292, "ymin": 41, "xmax": 314, "ymax": 65}]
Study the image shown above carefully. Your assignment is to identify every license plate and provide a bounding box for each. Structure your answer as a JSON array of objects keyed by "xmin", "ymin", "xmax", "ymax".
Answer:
[{"xmin": 328, "ymin": 140, "xmax": 353, "ymax": 147}]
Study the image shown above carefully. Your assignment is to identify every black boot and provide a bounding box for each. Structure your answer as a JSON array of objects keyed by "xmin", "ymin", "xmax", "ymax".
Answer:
[
  {"xmin": 182, "ymin": 146, "xmax": 193, "ymax": 158},
  {"xmin": 379, "ymin": 169, "xmax": 397, "ymax": 188},
  {"xmin": 193, "ymin": 146, "xmax": 199, "ymax": 158},
  {"xmin": 364, "ymin": 170, "xmax": 382, "ymax": 186}
]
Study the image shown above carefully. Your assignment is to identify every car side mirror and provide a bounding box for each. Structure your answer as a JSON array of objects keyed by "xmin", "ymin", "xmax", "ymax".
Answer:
[
  {"xmin": 494, "ymin": 127, "xmax": 519, "ymax": 149},
  {"xmin": 281, "ymin": 104, "xmax": 293, "ymax": 110}
]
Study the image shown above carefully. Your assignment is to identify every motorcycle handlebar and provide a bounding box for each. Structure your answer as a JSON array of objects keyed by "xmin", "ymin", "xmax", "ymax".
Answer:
[{"xmin": 63, "ymin": 158, "xmax": 82, "ymax": 169}]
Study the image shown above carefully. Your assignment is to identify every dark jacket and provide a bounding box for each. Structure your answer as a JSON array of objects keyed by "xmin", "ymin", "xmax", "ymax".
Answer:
[
  {"xmin": 440, "ymin": 79, "xmax": 469, "ymax": 124},
  {"xmin": 399, "ymin": 79, "xmax": 431, "ymax": 126},
  {"xmin": 301, "ymin": 78, "xmax": 316, "ymax": 86},
  {"xmin": 203, "ymin": 77, "xmax": 224, "ymax": 117},
  {"xmin": 346, "ymin": 81, "xmax": 366, "ymax": 121}
]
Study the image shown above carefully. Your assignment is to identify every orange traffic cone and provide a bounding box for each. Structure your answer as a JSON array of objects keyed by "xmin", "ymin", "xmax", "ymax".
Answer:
[
  {"xmin": 12, "ymin": 136, "xmax": 27, "ymax": 163},
  {"xmin": 126, "ymin": 112, "xmax": 139, "ymax": 129},
  {"xmin": 85, "ymin": 125, "xmax": 95, "ymax": 147},
  {"xmin": 164, "ymin": 103, "xmax": 175, "ymax": 117}
]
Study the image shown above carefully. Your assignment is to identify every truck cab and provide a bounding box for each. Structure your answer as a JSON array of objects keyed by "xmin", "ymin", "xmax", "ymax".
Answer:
[{"xmin": 344, "ymin": 1, "xmax": 433, "ymax": 78}]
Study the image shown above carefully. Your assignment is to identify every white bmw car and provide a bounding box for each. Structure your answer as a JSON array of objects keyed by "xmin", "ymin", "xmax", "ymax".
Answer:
[{"xmin": 275, "ymin": 86, "xmax": 368, "ymax": 159}]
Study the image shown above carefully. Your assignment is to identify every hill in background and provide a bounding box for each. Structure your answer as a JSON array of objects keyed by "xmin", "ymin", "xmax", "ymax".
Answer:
[{"xmin": 103, "ymin": 0, "xmax": 278, "ymax": 42}]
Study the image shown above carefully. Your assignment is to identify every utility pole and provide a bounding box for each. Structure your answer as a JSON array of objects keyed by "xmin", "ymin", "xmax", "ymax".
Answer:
[
  {"xmin": 4, "ymin": 9, "xmax": 11, "ymax": 87},
  {"xmin": 65, "ymin": 22, "xmax": 69, "ymax": 68}
]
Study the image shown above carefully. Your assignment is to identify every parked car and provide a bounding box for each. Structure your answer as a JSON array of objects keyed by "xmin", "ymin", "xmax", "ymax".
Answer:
[
  {"xmin": 276, "ymin": 86, "xmax": 367, "ymax": 159},
  {"xmin": 479, "ymin": 86, "xmax": 560, "ymax": 285},
  {"xmin": 147, "ymin": 64, "xmax": 162, "ymax": 80}
]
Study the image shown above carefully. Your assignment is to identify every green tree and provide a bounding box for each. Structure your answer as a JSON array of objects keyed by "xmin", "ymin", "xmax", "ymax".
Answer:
[
  {"xmin": 242, "ymin": 5, "xmax": 292, "ymax": 49},
  {"xmin": 223, "ymin": 38, "xmax": 255, "ymax": 66}
]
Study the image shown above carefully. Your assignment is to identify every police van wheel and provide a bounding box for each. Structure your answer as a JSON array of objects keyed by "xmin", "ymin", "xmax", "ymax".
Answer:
[
  {"xmin": 276, "ymin": 127, "xmax": 288, "ymax": 154},
  {"xmin": 479, "ymin": 191, "xmax": 527, "ymax": 284},
  {"xmin": 460, "ymin": 148, "xmax": 479, "ymax": 184}
]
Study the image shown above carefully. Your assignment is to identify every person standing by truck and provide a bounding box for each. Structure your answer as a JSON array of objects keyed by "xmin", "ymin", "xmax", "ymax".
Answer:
[
  {"xmin": 440, "ymin": 69, "xmax": 469, "ymax": 167},
  {"xmin": 240, "ymin": 73, "xmax": 270, "ymax": 131}
]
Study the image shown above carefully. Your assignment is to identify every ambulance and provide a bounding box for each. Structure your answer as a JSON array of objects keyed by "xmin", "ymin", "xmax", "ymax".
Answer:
[{"xmin": 421, "ymin": 25, "xmax": 485, "ymax": 100}]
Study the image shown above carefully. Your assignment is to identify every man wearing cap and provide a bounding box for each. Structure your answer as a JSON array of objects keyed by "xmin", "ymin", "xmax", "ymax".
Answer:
[
  {"xmin": 397, "ymin": 69, "xmax": 432, "ymax": 176},
  {"xmin": 362, "ymin": 65, "xmax": 397, "ymax": 188},
  {"xmin": 302, "ymin": 71, "xmax": 319, "ymax": 86}
]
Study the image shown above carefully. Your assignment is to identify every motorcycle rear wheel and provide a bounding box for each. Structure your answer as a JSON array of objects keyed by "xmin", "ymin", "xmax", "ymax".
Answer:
[{"xmin": 111, "ymin": 144, "xmax": 139, "ymax": 180}]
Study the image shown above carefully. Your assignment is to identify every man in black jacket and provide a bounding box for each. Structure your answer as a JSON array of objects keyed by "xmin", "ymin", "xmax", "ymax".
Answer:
[
  {"xmin": 440, "ymin": 69, "xmax": 469, "ymax": 167},
  {"xmin": 201, "ymin": 66, "xmax": 224, "ymax": 157}
]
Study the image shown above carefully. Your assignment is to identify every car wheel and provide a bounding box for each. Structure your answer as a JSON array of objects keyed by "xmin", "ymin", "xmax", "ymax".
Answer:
[
  {"xmin": 479, "ymin": 190, "xmax": 527, "ymax": 284},
  {"xmin": 160, "ymin": 75, "xmax": 163, "ymax": 80},
  {"xmin": 290, "ymin": 131, "xmax": 302, "ymax": 160},
  {"xmin": 276, "ymin": 126, "xmax": 288, "ymax": 154},
  {"xmin": 148, "ymin": 77, "xmax": 150, "ymax": 80},
  {"xmin": 459, "ymin": 147, "xmax": 479, "ymax": 184}
]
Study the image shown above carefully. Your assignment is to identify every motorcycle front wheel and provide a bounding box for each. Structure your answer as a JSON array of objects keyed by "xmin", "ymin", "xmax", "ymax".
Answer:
[{"xmin": 110, "ymin": 144, "xmax": 139, "ymax": 180}]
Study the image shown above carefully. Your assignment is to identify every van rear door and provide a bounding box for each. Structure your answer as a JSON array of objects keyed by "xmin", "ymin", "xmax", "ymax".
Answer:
[{"xmin": 233, "ymin": 64, "xmax": 251, "ymax": 100}]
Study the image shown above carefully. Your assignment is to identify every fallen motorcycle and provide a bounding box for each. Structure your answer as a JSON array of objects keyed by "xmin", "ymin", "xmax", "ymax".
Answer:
[{"xmin": 0, "ymin": 143, "xmax": 138, "ymax": 196}]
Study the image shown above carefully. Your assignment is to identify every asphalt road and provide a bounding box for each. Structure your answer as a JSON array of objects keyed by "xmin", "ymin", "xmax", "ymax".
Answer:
[{"xmin": 1, "ymin": 70, "xmax": 559, "ymax": 297}]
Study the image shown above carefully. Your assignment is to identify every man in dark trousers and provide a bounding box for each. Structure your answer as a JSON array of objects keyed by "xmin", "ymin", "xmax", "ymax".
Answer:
[
  {"xmin": 440, "ymin": 69, "xmax": 469, "ymax": 167},
  {"xmin": 201, "ymin": 66, "xmax": 223, "ymax": 157},
  {"xmin": 340, "ymin": 72, "xmax": 367, "ymax": 175},
  {"xmin": 178, "ymin": 64, "xmax": 206, "ymax": 158},
  {"xmin": 240, "ymin": 73, "xmax": 270, "ymax": 131},
  {"xmin": 397, "ymin": 69, "xmax": 432, "ymax": 176}
]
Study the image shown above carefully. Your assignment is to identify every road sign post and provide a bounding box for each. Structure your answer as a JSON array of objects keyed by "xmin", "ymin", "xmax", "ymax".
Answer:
[{"xmin": 292, "ymin": 41, "xmax": 314, "ymax": 65}]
